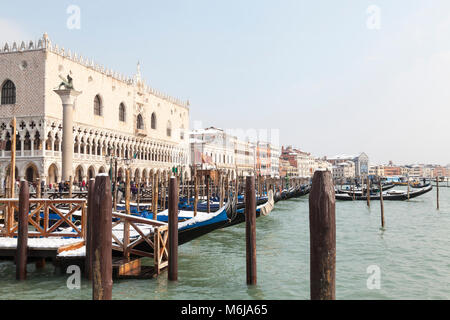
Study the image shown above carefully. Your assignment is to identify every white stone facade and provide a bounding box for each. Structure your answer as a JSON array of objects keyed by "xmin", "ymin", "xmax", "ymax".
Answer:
[
  {"xmin": 0, "ymin": 34, "xmax": 190, "ymax": 189},
  {"xmin": 190, "ymin": 127, "xmax": 236, "ymax": 177}
]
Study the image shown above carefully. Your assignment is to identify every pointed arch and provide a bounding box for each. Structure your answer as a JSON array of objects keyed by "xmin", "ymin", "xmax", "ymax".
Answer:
[
  {"xmin": 1, "ymin": 80, "xmax": 16, "ymax": 105},
  {"xmin": 151, "ymin": 112, "xmax": 157, "ymax": 130}
]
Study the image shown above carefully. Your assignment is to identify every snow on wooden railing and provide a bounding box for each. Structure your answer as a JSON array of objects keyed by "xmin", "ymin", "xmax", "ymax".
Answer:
[{"xmin": 0, "ymin": 199, "xmax": 87, "ymax": 238}]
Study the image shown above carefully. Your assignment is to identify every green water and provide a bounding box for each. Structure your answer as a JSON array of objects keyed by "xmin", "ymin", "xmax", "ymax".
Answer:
[{"xmin": 0, "ymin": 186, "xmax": 449, "ymax": 300}]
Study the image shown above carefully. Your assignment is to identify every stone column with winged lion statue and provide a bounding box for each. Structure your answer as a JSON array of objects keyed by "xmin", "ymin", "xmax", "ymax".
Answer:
[{"xmin": 54, "ymin": 74, "xmax": 82, "ymax": 183}]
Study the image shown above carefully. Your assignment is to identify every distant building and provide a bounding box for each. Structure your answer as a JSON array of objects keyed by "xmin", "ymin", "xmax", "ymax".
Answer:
[
  {"xmin": 383, "ymin": 166, "xmax": 402, "ymax": 177},
  {"xmin": 369, "ymin": 165, "xmax": 384, "ymax": 177},
  {"xmin": 327, "ymin": 152, "xmax": 369, "ymax": 177},
  {"xmin": 332, "ymin": 161, "xmax": 355, "ymax": 181},
  {"xmin": 279, "ymin": 159, "xmax": 297, "ymax": 178},
  {"xmin": 190, "ymin": 127, "xmax": 236, "ymax": 176},
  {"xmin": 234, "ymin": 139, "xmax": 255, "ymax": 177},
  {"xmin": 280, "ymin": 146, "xmax": 316, "ymax": 178}
]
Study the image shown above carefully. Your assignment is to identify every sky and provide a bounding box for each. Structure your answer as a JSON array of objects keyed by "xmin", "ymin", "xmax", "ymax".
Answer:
[{"xmin": 1, "ymin": 0, "xmax": 449, "ymax": 165}]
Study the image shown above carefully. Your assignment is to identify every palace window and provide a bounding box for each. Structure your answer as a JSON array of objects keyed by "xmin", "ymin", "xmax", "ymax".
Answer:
[
  {"xmin": 166, "ymin": 121, "xmax": 172, "ymax": 137},
  {"xmin": 151, "ymin": 112, "xmax": 157, "ymax": 130},
  {"xmin": 94, "ymin": 95, "xmax": 102, "ymax": 116},
  {"xmin": 180, "ymin": 125, "xmax": 185, "ymax": 140},
  {"xmin": 137, "ymin": 114, "xmax": 144, "ymax": 130},
  {"xmin": 1, "ymin": 80, "xmax": 16, "ymax": 105},
  {"xmin": 119, "ymin": 103, "xmax": 126, "ymax": 122}
]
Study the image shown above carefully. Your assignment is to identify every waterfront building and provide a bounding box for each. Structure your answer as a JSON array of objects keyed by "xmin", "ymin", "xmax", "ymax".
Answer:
[
  {"xmin": 234, "ymin": 138, "xmax": 255, "ymax": 177},
  {"xmin": 234, "ymin": 138, "xmax": 256, "ymax": 177},
  {"xmin": 400, "ymin": 166, "xmax": 410, "ymax": 177},
  {"xmin": 332, "ymin": 161, "xmax": 355, "ymax": 181},
  {"xmin": 383, "ymin": 165, "xmax": 402, "ymax": 177},
  {"xmin": 409, "ymin": 165, "xmax": 423, "ymax": 178},
  {"xmin": 189, "ymin": 127, "xmax": 236, "ymax": 176},
  {"xmin": 280, "ymin": 146, "xmax": 315, "ymax": 178},
  {"xmin": 0, "ymin": 34, "xmax": 190, "ymax": 191},
  {"xmin": 369, "ymin": 165, "xmax": 385, "ymax": 177},
  {"xmin": 269, "ymin": 144, "xmax": 280, "ymax": 178},
  {"xmin": 255, "ymin": 141, "xmax": 280, "ymax": 178},
  {"xmin": 279, "ymin": 159, "xmax": 297, "ymax": 178},
  {"xmin": 327, "ymin": 152, "xmax": 369, "ymax": 177},
  {"xmin": 432, "ymin": 166, "xmax": 448, "ymax": 178},
  {"xmin": 313, "ymin": 158, "xmax": 333, "ymax": 173}
]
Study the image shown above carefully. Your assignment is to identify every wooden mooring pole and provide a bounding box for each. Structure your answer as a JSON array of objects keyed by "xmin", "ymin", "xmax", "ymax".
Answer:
[
  {"xmin": 366, "ymin": 176, "xmax": 370, "ymax": 207},
  {"xmin": 436, "ymin": 176, "xmax": 439, "ymax": 210},
  {"xmin": 168, "ymin": 176, "xmax": 179, "ymax": 281},
  {"xmin": 85, "ymin": 178, "xmax": 95, "ymax": 280},
  {"xmin": 245, "ymin": 176, "xmax": 257, "ymax": 285},
  {"xmin": 379, "ymin": 180, "xmax": 385, "ymax": 229},
  {"xmin": 16, "ymin": 180, "xmax": 29, "ymax": 280},
  {"xmin": 91, "ymin": 175, "xmax": 113, "ymax": 300},
  {"xmin": 309, "ymin": 170, "xmax": 336, "ymax": 300},
  {"xmin": 10, "ymin": 117, "xmax": 16, "ymax": 199}
]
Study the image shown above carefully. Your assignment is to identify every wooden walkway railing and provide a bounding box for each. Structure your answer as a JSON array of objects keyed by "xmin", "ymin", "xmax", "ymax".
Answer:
[
  {"xmin": 111, "ymin": 212, "xmax": 169, "ymax": 274},
  {"xmin": 0, "ymin": 199, "xmax": 87, "ymax": 238}
]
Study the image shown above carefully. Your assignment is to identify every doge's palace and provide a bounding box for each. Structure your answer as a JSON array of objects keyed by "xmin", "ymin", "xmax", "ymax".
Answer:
[{"xmin": 0, "ymin": 33, "xmax": 190, "ymax": 190}]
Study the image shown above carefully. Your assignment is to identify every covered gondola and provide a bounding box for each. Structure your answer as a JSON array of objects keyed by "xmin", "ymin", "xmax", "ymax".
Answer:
[{"xmin": 335, "ymin": 185, "xmax": 433, "ymax": 201}]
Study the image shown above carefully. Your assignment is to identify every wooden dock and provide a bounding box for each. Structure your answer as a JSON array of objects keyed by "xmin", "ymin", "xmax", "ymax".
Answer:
[{"xmin": 0, "ymin": 197, "xmax": 169, "ymax": 279}]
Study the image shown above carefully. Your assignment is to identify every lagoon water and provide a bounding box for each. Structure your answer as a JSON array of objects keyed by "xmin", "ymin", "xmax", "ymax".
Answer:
[{"xmin": 0, "ymin": 186, "xmax": 449, "ymax": 300}]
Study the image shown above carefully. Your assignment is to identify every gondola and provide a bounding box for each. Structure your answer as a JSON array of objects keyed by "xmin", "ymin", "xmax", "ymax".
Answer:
[
  {"xmin": 410, "ymin": 182, "xmax": 431, "ymax": 189},
  {"xmin": 224, "ymin": 190, "xmax": 274, "ymax": 228},
  {"xmin": 147, "ymin": 197, "xmax": 234, "ymax": 245},
  {"xmin": 335, "ymin": 185, "xmax": 433, "ymax": 201},
  {"xmin": 337, "ymin": 183, "xmax": 395, "ymax": 195}
]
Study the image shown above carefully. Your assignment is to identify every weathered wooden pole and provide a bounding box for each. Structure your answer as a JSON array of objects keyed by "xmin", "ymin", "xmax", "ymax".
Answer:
[
  {"xmin": 85, "ymin": 178, "xmax": 95, "ymax": 280},
  {"xmin": 194, "ymin": 169, "xmax": 198, "ymax": 217},
  {"xmin": 245, "ymin": 175, "xmax": 257, "ymax": 285},
  {"xmin": 168, "ymin": 176, "xmax": 179, "ymax": 281},
  {"xmin": 436, "ymin": 176, "xmax": 439, "ymax": 210},
  {"xmin": 407, "ymin": 173, "xmax": 410, "ymax": 200},
  {"xmin": 351, "ymin": 179, "xmax": 355, "ymax": 201},
  {"xmin": 366, "ymin": 176, "xmax": 370, "ymax": 207},
  {"xmin": 137, "ymin": 176, "xmax": 141, "ymax": 213},
  {"xmin": 206, "ymin": 173, "xmax": 211, "ymax": 213},
  {"xmin": 113, "ymin": 158, "xmax": 118, "ymax": 211},
  {"xmin": 219, "ymin": 173, "xmax": 224, "ymax": 208},
  {"xmin": 91, "ymin": 174, "xmax": 113, "ymax": 300},
  {"xmin": 16, "ymin": 180, "xmax": 29, "ymax": 280},
  {"xmin": 36, "ymin": 177, "xmax": 41, "ymax": 199},
  {"xmin": 68, "ymin": 175, "xmax": 73, "ymax": 211},
  {"xmin": 10, "ymin": 117, "xmax": 16, "ymax": 199},
  {"xmin": 153, "ymin": 172, "xmax": 159, "ymax": 220},
  {"xmin": 125, "ymin": 169, "xmax": 131, "ymax": 215},
  {"xmin": 379, "ymin": 180, "xmax": 385, "ymax": 228},
  {"xmin": 309, "ymin": 170, "xmax": 336, "ymax": 300}
]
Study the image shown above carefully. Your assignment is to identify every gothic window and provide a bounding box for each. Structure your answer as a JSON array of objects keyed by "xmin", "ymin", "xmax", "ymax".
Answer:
[
  {"xmin": 1, "ymin": 80, "xmax": 16, "ymax": 105},
  {"xmin": 137, "ymin": 114, "xmax": 144, "ymax": 130},
  {"xmin": 119, "ymin": 103, "xmax": 126, "ymax": 122},
  {"xmin": 151, "ymin": 113, "xmax": 157, "ymax": 130},
  {"xmin": 180, "ymin": 125, "xmax": 185, "ymax": 140},
  {"xmin": 94, "ymin": 95, "xmax": 102, "ymax": 116},
  {"xmin": 166, "ymin": 121, "xmax": 172, "ymax": 137}
]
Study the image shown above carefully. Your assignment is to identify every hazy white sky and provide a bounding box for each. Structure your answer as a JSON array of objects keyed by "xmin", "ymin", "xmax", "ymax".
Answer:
[{"xmin": 1, "ymin": 1, "xmax": 449, "ymax": 165}]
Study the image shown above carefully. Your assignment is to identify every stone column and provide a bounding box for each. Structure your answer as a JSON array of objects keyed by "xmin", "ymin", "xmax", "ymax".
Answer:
[
  {"xmin": 53, "ymin": 89, "xmax": 82, "ymax": 182},
  {"xmin": 30, "ymin": 137, "xmax": 35, "ymax": 157}
]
